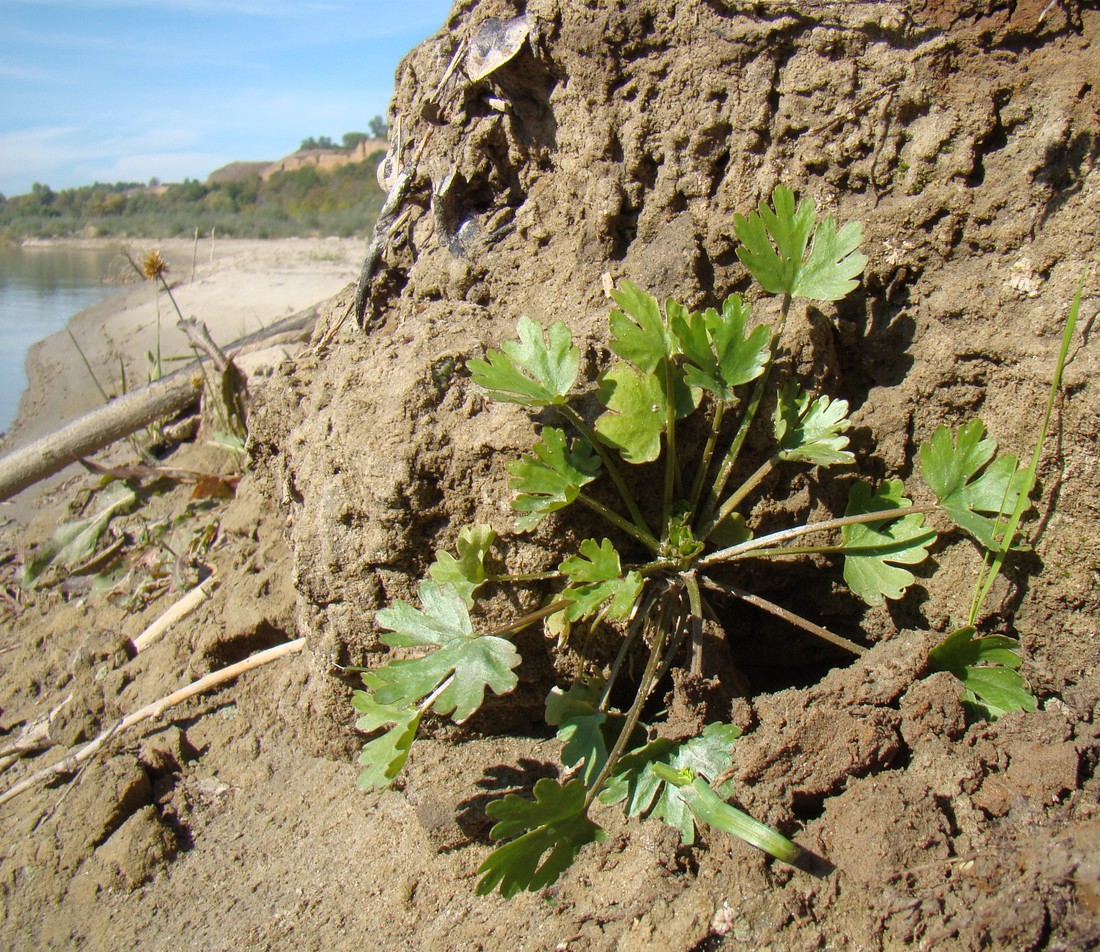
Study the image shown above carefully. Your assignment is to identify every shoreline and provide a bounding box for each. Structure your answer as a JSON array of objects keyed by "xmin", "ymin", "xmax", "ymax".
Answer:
[{"xmin": 0, "ymin": 236, "xmax": 364, "ymax": 520}]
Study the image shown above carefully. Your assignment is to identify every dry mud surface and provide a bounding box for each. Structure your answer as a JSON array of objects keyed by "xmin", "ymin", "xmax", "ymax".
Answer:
[{"xmin": 2, "ymin": 1, "xmax": 1100, "ymax": 949}]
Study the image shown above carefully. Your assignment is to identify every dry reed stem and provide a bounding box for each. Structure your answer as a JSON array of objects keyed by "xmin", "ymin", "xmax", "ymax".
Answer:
[
  {"xmin": 0, "ymin": 638, "xmax": 305, "ymax": 807},
  {"xmin": 131, "ymin": 576, "xmax": 216, "ymax": 653}
]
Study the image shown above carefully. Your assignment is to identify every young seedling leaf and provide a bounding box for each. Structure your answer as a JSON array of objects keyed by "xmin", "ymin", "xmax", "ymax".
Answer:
[
  {"xmin": 468, "ymin": 316, "xmax": 579, "ymax": 407},
  {"xmin": 22, "ymin": 482, "xmax": 138, "ymax": 588},
  {"xmin": 507, "ymin": 427, "xmax": 602, "ymax": 530},
  {"xmin": 476, "ymin": 778, "xmax": 607, "ymax": 898},
  {"xmin": 658, "ymin": 770, "xmax": 802, "ymax": 864},
  {"xmin": 774, "ymin": 380, "xmax": 855, "ymax": 467},
  {"xmin": 544, "ymin": 678, "xmax": 605, "ymax": 727},
  {"xmin": 351, "ymin": 693, "xmax": 423, "ymax": 792},
  {"xmin": 928, "ymin": 626, "xmax": 1037, "ymax": 719},
  {"xmin": 672, "ymin": 294, "xmax": 772, "ymax": 402},
  {"xmin": 734, "ymin": 185, "xmax": 865, "ymax": 300},
  {"xmin": 546, "ymin": 679, "xmax": 644, "ymax": 785},
  {"xmin": 919, "ymin": 419, "xmax": 1027, "ymax": 550},
  {"xmin": 608, "ymin": 281, "xmax": 677, "ymax": 372},
  {"xmin": 842, "ymin": 479, "xmax": 936, "ymax": 606},
  {"xmin": 600, "ymin": 723, "xmax": 741, "ymax": 845},
  {"xmin": 369, "ymin": 581, "xmax": 520, "ymax": 723},
  {"xmin": 559, "ymin": 710, "xmax": 611, "ymax": 785},
  {"xmin": 595, "ymin": 361, "xmax": 698, "ymax": 464},
  {"xmin": 429, "ymin": 524, "xmax": 497, "ymax": 607},
  {"xmin": 559, "ymin": 538, "xmax": 644, "ymax": 621}
]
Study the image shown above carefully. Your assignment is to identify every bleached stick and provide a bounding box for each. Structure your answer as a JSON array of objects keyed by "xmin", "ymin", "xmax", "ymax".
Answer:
[
  {"xmin": 131, "ymin": 576, "xmax": 216, "ymax": 653},
  {"xmin": 0, "ymin": 638, "xmax": 305, "ymax": 807}
]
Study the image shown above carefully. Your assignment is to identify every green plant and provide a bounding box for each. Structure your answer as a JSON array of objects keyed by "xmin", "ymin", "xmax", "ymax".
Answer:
[
  {"xmin": 351, "ymin": 186, "xmax": 1033, "ymax": 897},
  {"xmin": 927, "ymin": 272, "xmax": 1082, "ymax": 718}
]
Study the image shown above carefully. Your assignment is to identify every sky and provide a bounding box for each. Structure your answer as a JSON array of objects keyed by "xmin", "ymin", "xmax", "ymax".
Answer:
[{"xmin": 0, "ymin": 0, "xmax": 455, "ymax": 198}]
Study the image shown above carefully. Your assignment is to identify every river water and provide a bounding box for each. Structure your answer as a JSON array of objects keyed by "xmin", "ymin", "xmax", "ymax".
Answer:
[{"xmin": 0, "ymin": 244, "xmax": 122, "ymax": 434}]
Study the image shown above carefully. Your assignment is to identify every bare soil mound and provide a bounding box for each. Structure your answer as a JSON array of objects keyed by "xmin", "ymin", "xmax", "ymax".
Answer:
[{"xmin": 1, "ymin": 1, "xmax": 1098, "ymax": 949}]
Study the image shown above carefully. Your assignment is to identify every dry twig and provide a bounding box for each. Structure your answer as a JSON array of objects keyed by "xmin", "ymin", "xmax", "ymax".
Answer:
[
  {"xmin": 0, "ymin": 638, "xmax": 305, "ymax": 807},
  {"xmin": 131, "ymin": 576, "xmax": 216, "ymax": 653}
]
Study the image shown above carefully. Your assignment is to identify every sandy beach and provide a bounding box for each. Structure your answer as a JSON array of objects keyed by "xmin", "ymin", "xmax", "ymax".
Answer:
[{"xmin": 0, "ymin": 235, "xmax": 363, "ymax": 519}]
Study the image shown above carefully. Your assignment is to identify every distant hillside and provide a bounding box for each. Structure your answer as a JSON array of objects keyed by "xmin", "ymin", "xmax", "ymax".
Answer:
[
  {"xmin": 207, "ymin": 137, "xmax": 389, "ymax": 186},
  {"xmin": 206, "ymin": 162, "xmax": 272, "ymax": 185}
]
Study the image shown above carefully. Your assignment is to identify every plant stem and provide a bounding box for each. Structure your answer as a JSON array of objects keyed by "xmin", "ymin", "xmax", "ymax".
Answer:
[
  {"xmin": 687, "ymin": 399, "xmax": 725, "ymax": 519},
  {"xmin": 698, "ymin": 294, "xmax": 791, "ymax": 533},
  {"xmin": 584, "ymin": 592, "xmax": 674, "ymax": 811},
  {"xmin": 558, "ymin": 404, "xmax": 656, "ymax": 545},
  {"xmin": 684, "ymin": 572, "xmax": 705, "ymax": 675},
  {"xmin": 651, "ymin": 601, "xmax": 692, "ymax": 688},
  {"xmin": 731, "ymin": 538, "xmax": 932, "ymax": 561},
  {"xmin": 484, "ymin": 598, "xmax": 576, "ymax": 639},
  {"xmin": 698, "ymin": 503, "xmax": 939, "ymax": 568},
  {"xmin": 578, "ymin": 494, "xmax": 660, "ymax": 553},
  {"xmin": 706, "ymin": 455, "xmax": 778, "ymax": 536},
  {"xmin": 598, "ymin": 585, "xmax": 660, "ymax": 712},
  {"xmin": 967, "ymin": 271, "xmax": 1082, "ymax": 625},
  {"xmin": 701, "ymin": 578, "xmax": 866, "ymax": 655},
  {"xmin": 419, "ymin": 674, "xmax": 456, "ymax": 711},
  {"xmin": 661, "ymin": 358, "xmax": 679, "ymax": 531},
  {"xmin": 486, "ymin": 570, "xmax": 563, "ymax": 583},
  {"xmin": 157, "ymin": 274, "xmax": 187, "ymax": 324},
  {"xmin": 66, "ymin": 326, "xmax": 111, "ymax": 404}
]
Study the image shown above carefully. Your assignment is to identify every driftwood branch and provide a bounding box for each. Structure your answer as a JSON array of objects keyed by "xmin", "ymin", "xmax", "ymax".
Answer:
[
  {"xmin": 0, "ymin": 372, "xmax": 203, "ymax": 503},
  {"xmin": 0, "ymin": 637, "xmax": 305, "ymax": 807},
  {"xmin": 0, "ymin": 309, "xmax": 320, "ymax": 504},
  {"xmin": 178, "ymin": 318, "xmax": 230, "ymax": 372}
]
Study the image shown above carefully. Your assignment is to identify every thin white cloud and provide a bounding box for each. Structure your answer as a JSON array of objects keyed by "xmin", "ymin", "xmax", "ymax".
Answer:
[
  {"xmin": 0, "ymin": 0, "xmax": 449, "ymax": 195},
  {"xmin": 0, "ymin": 63, "xmax": 55, "ymax": 83}
]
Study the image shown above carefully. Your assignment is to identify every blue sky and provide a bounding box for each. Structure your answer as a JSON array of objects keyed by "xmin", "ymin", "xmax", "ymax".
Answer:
[{"xmin": 0, "ymin": 0, "xmax": 454, "ymax": 198}]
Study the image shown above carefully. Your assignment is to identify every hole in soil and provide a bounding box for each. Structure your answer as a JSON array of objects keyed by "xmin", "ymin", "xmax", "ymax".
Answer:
[
  {"xmin": 790, "ymin": 789, "xmax": 828, "ymax": 824},
  {"xmin": 714, "ymin": 594, "xmax": 861, "ymax": 696}
]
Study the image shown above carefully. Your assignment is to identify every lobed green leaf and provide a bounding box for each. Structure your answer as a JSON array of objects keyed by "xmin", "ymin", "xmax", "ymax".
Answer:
[
  {"xmin": 608, "ymin": 280, "xmax": 678, "ymax": 372},
  {"xmin": 476, "ymin": 778, "xmax": 607, "ymax": 898},
  {"xmin": 671, "ymin": 293, "xmax": 772, "ymax": 402},
  {"xmin": 734, "ymin": 185, "xmax": 865, "ymax": 301},
  {"xmin": 507, "ymin": 427, "xmax": 602, "ymax": 530},
  {"xmin": 558, "ymin": 538, "xmax": 644, "ymax": 621},
  {"xmin": 595, "ymin": 361, "xmax": 698, "ymax": 464},
  {"xmin": 774, "ymin": 380, "xmax": 855, "ymax": 467},
  {"xmin": 370, "ymin": 581, "xmax": 520, "ymax": 723},
  {"xmin": 468, "ymin": 316, "xmax": 579, "ymax": 407},
  {"xmin": 919, "ymin": 419, "xmax": 1028, "ymax": 550},
  {"xmin": 352, "ymin": 693, "xmax": 423, "ymax": 792},
  {"xmin": 842, "ymin": 479, "xmax": 936, "ymax": 606}
]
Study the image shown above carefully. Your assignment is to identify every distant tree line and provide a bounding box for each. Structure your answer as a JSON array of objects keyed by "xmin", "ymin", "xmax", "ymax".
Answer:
[
  {"xmin": 300, "ymin": 117, "xmax": 388, "ymax": 152},
  {"xmin": 0, "ymin": 149, "xmax": 387, "ymax": 241}
]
